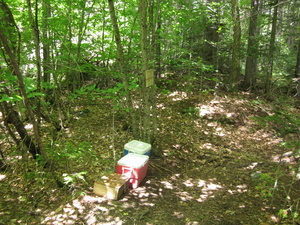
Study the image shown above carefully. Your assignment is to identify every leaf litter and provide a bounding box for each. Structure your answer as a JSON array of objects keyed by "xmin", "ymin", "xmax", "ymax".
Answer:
[{"xmin": 0, "ymin": 91, "xmax": 300, "ymax": 224}]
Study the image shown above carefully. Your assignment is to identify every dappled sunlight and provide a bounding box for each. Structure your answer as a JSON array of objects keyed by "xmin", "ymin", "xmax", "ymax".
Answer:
[
  {"xmin": 0, "ymin": 174, "xmax": 6, "ymax": 180},
  {"xmin": 156, "ymin": 103, "xmax": 166, "ymax": 109},
  {"xmin": 43, "ymin": 195, "xmax": 125, "ymax": 224},
  {"xmin": 175, "ymin": 191, "xmax": 194, "ymax": 201},
  {"xmin": 215, "ymin": 127, "xmax": 227, "ymax": 137},
  {"xmin": 24, "ymin": 124, "xmax": 33, "ymax": 129},
  {"xmin": 228, "ymin": 184, "xmax": 248, "ymax": 194},
  {"xmin": 242, "ymin": 162, "xmax": 260, "ymax": 170},
  {"xmin": 207, "ymin": 121, "xmax": 218, "ymax": 127},
  {"xmin": 271, "ymin": 148, "xmax": 300, "ymax": 164},
  {"xmin": 173, "ymin": 211, "xmax": 185, "ymax": 219},
  {"xmin": 39, "ymin": 93, "xmax": 295, "ymax": 224},
  {"xmin": 162, "ymin": 175, "xmax": 225, "ymax": 203},
  {"xmin": 200, "ymin": 142, "xmax": 219, "ymax": 152},
  {"xmin": 168, "ymin": 91, "xmax": 188, "ymax": 101},
  {"xmin": 40, "ymin": 170, "xmax": 260, "ymax": 224},
  {"xmin": 1, "ymin": 89, "xmax": 299, "ymax": 225},
  {"xmin": 161, "ymin": 180, "xmax": 174, "ymax": 189}
]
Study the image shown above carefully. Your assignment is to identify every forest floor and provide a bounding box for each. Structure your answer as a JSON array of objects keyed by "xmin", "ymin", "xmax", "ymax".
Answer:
[{"xmin": 1, "ymin": 86, "xmax": 300, "ymax": 225}]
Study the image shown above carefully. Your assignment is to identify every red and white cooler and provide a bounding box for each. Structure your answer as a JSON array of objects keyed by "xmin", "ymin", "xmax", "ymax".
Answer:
[{"xmin": 116, "ymin": 153, "xmax": 149, "ymax": 188}]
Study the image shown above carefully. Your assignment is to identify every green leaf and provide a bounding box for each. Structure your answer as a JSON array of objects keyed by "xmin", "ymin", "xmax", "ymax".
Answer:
[
  {"xmin": 0, "ymin": 94, "xmax": 23, "ymax": 102},
  {"xmin": 0, "ymin": 94, "xmax": 11, "ymax": 102},
  {"xmin": 27, "ymin": 92, "xmax": 44, "ymax": 98}
]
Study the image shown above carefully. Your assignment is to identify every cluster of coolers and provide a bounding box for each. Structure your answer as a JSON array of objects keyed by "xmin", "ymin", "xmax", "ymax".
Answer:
[{"xmin": 93, "ymin": 140, "xmax": 151, "ymax": 200}]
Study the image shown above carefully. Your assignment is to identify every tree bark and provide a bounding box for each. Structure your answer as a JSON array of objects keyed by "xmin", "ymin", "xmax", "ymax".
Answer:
[
  {"xmin": 295, "ymin": 38, "xmax": 300, "ymax": 78},
  {"xmin": 108, "ymin": 0, "xmax": 138, "ymax": 138},
  {"xmin": 295, "ymin": 38, "xmax": 300, "ymax": 98},
  {"xmin": 265, "ymin": 0, "xmax": 278, "ymax": 92},
  {"xmin": 230, "ymin": 0, "xmax": 241, "ymax": 91},
  {"xmin": 1, "ymin": 101, "xmax": 41, "ymax": 159},
  {"xmin": 148, "ymin": 0, "xmax": 158, "ymax": 147},
  {"xmin": 27, "ymin": 0, "xmax": 42, "ymax": 124},
  {"xmin": 0, "ymin": 27, "xmax": 51, "ymax": 167},
  {"xmin": 139, "ymin": 0, "xmax": 151, "ymax": 142},
  {"xmin": 0, "ymin": 0, "xmax": 21, "ymax": 65},
  {"xmin": 244, "ymin": 0, "xmax": 259, "ymax": 90},
  {"xmin": 42, "ymin": 0, "xmax": 51, "ymax": 83}
]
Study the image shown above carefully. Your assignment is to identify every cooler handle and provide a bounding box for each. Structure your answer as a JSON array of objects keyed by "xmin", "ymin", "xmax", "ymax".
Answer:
[{"xmin": 122, "ymin": 167, "xmax": 133, "ymax": 177}]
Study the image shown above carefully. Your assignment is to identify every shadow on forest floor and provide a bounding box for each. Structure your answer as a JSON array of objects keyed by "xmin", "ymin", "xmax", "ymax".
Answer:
[{"xmin": 1, "ymin": 91, "xmax": 300, "ymax": 224}]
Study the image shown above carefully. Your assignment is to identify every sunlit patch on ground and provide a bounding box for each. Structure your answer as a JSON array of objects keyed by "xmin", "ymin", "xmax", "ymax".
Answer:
[
  {"xmin": 228, "ymin": 184, "xmax": 248, "ymax": 194},
  {"xmin": 0, "ymin": 174, "xmax": 6, "ymax": 180},
  {"xmin": 168, "ymin": 91, "xmax": 188, "ymax": 101}
]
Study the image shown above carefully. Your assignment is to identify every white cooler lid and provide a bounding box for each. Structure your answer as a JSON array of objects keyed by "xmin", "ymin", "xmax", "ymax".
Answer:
[
  {"xmin": 117, "ymin": 153, "xmax": 149, "ymax": 169},
  {"xmin": 124, "ymin": 140, "xmax": 151, "ymax": 154}
]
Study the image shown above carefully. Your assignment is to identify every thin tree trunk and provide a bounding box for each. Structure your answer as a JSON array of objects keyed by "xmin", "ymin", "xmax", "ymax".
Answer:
[
  {"xmin": 0, "ymin": 100, "xmax": 23, "ymax": 153},
  {"xmin": 27, "ymin": 0, "xmax": 42, "ymax": 124},
  {"xmin": 1, "ymin": 101, "xmax": 41, "ymax": 159},
  {"xmin": 295, "ymin": 38, "xmax": 300, "ymax": 78},
  {"xmin": 66, "ymin": 0, "xmax": 75, "ymax": 91},
  {"xmin": 155, "ymin": 12, "xmax": 161, "ymax": 78},
  {"xmin": 42, "ymin": 0, "xmax": 51, "ymax": 84},
  {"xmin": 0, "ymin": 0, "xmax": 21, "ymax": 65},
  {"xmin": 244, "ymin": 0, "xmax": 259, "ymax": 90},
  {"xmin": 295, "ymin": 38, "xmax": 300, "ymax": 98},
  {"xmin": 230, "ymin": 0, "xmax": 241, "ymax": 91},
  {"xmin": 0, "ymin": 28, "xmax": 51, "ymax": 167},
  {"xmin": 139, "ymin": 0, "xmax": 151, "ymax": 142},
  {"xmin": 265, "ymin": 0, "xmax": 278, "ymax": 92},
  {"xmin": 108, "ymin": 0, "xmax": 138, "ymax": 138},
  {"xmin": 148, "ymin": 0, "xmax": 158, "ymax": 147}
]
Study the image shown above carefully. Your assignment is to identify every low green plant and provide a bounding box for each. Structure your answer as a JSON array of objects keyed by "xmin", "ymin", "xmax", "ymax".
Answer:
[
  {"xmin": 181, "ymin": 106, "xmax": 199, "ymax": 117},
  {"xmin": 0, "ymin": 74, "xmax": 44, "ymax": 103},
  {"xmin": 252, "ymin": 110, "xmax": 300, "ymax": 136},
  {"xmin": 62, "ymin": 171, "xmax": 88, "ymax": 185},
  {"xmin": 254, "ymin": 172, "xmax": 276, "ymax": 198},
  {"xmin": 277, "ymin": 200, "xmax": 300, "ymax": 224},
  {"xmin": 46, "ymin": 141, "xmax": 94, "ymax": 163},
  {"xmin": 68, "ymin": 84, "xmax": 101, "ymax": 100}
]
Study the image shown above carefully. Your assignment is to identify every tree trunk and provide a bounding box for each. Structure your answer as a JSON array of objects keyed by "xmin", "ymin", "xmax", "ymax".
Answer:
[
  {"xmin": 0, "ymin": 0, "xmax": 21, "ymax": 65},
  {"xmin": 148, "ymin": 0, "xmax": 158, "ymax": 147},
  {"xmin": 265, "ymin": 0, "xmax": 278, "ymax": 92},
  {"xmin": 230, "ymin": 0, "xmax": 241, "ymax": 91},
  {"xmin": 295, "ymin": 38, "xmax": 300, "ymax": 78},
  {"xmin": 108, "ymin": 0, "xmax": 138, "ymax": 138},
  {"xmin": 66, "ymin": 0, "xmax": 76, "ymax": 92},
  {"xmin": 295, "ymin": 38, "xmax": 300, "ymax": 98},
  {"xmin": 27, "ymin": 0, "xmax": 42, "ymax": 124},
  {"xmin": 0, "ymin": 27, "xmax": 51, "ymax": 167},
  {"xmin": 244, "ymin": 0, "xmax": 259, "ymax": 90},
  {"xmin": 1, "ymin": 101, "xmax": 41, "ymax": 159},
  {"xmin": 42, "ymin": 0, "xmax": 51, "ymax": 83},
  {"xmin": 139, "ymin": 0, "xmax": 151, "ymax": 142},
  {"xmin": 155, "ymin": 15, "xmax": 162, "ymax": 78}
]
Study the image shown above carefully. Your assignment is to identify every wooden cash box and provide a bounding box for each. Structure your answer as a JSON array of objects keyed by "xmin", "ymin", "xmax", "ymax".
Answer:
[{"xmin": 93, "ymin": 173, "xmax": 129, "ymax": 200}]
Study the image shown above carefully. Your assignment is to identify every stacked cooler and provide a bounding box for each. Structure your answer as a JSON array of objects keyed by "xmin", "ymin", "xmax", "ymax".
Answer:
[
  {"xmin": 94, "ymin": 140, "xmax": 151, "ymax": 199},
  {"xmin": 123, "ymin": 140, "xmax": 151, "ymax": 156},
  {"xmin": 117, "ymin": 140, "xmax": 151, "ymax": 188},
  {"xmin": 116, "ymin": 153, "xmax": 149, "ymax": 188}
]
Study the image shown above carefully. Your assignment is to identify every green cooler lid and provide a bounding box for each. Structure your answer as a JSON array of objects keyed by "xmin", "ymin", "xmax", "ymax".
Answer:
[{"xmin": 124, "ymin": 140, "xmax": 151, "ymax": 154}]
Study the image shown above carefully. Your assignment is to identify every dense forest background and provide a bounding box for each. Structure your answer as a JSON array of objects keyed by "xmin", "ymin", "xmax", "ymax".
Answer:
[{"xmin": 0, "ymin": 0, "xmax": 300, "ymax": 224}]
